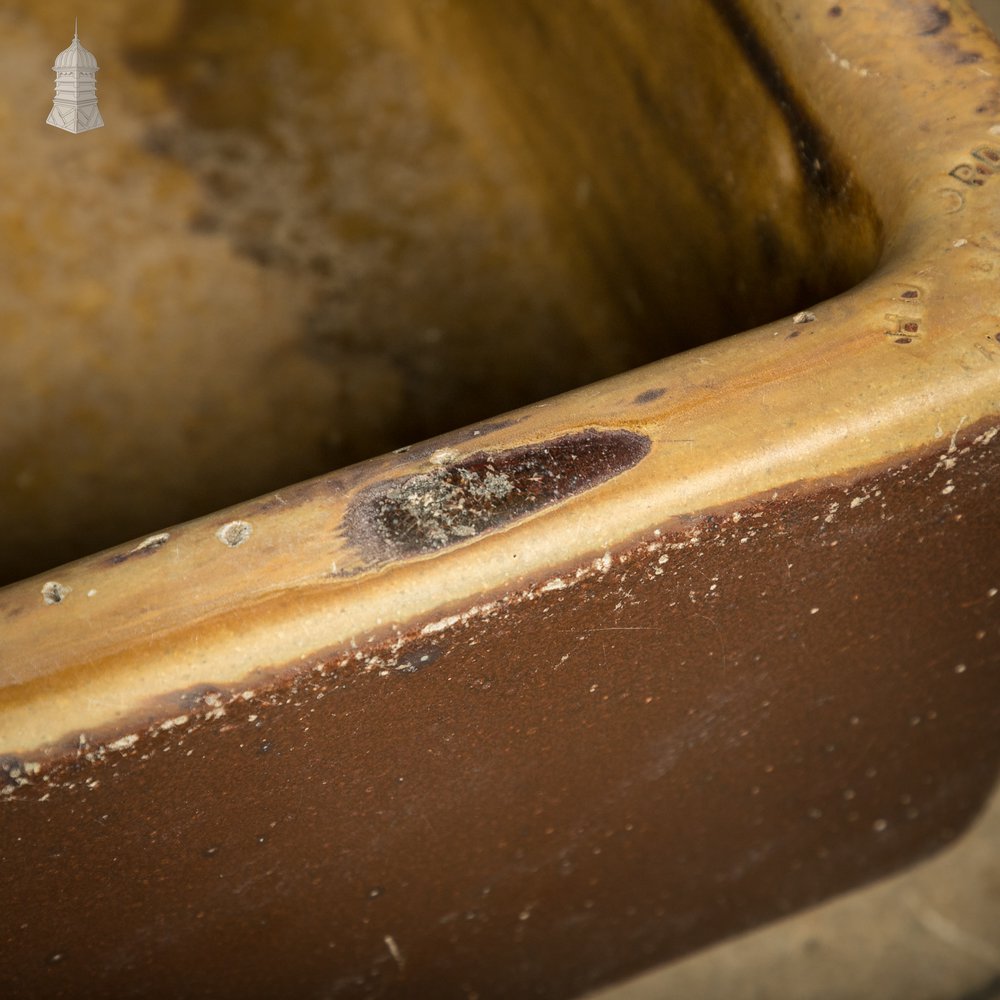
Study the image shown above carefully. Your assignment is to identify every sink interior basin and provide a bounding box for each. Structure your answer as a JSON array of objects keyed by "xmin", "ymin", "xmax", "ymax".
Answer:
[{"xmin": 0, "ymin": 0, "xmax": 882, "ymax": 584}]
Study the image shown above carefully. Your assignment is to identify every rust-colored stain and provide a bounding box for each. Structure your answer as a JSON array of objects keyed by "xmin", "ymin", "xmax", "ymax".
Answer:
[{"xmin": 345, "ymin": 430, "xmax": 650, "ymax": 561}]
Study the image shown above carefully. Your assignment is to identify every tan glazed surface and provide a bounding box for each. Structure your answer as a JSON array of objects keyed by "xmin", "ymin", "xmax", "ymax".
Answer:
[{"xmin": 1, "ymin": 2, "xmax": 999, "ymax": 997}]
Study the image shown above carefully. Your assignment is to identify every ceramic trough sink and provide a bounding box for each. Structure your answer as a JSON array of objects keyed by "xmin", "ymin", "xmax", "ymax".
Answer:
[{"xmin": 1, "ymin": 1, "xmax": 999, "ymax": 997}]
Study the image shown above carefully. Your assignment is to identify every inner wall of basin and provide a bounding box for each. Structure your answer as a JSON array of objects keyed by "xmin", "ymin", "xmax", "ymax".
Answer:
[{"xmin": 0, "ymin": 0, "xmax": 882, "ymax": 585}]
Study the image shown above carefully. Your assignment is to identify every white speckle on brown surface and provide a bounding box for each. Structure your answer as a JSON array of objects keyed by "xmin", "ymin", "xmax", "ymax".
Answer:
[
  {"xmin": 105, "ymin": 733, "xmax": 138, "ymax": 753},
  {"xmin": 384, "ymin": 934, "xmax": 404, "ymax": 970}
]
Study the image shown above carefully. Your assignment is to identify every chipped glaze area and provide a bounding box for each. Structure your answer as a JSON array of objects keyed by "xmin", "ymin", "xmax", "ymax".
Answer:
[{"xmin": 344, "ymin": 429, "xmax": 651, "ymax": 561}]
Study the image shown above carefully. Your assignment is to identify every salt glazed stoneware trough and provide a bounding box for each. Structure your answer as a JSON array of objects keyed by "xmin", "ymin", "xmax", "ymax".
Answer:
[{"xmin": 2, "ymin": 1, "xmax": 999, "ymax": 997}]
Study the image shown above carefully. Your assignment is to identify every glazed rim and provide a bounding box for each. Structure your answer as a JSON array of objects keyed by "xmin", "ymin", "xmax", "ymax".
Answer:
[{"xmin": 1, "ymin": 1, "xmax": 999, "ymax": 758}]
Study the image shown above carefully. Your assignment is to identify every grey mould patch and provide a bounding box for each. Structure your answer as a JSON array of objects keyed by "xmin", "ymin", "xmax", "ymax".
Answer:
[
  {"xmin": 344, "ymin": 428, "xmax": 651, "ymax": 561},
  {"xmin": 216, "ymin": 521, "xmax": 253, "ymax": 548},
  {"xmin": 41, "ymin": 581, "xmax": 70, "ymax": 605}
]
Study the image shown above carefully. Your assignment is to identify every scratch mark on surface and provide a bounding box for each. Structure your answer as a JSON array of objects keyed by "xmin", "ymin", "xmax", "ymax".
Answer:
[
  {"xmin": 692, "ymin": 612, "xmax": 727, "ymax": 670},
  {"xmin": 821, "ymin": 42, "xmax": 875, "ymax": 77},
  {"xmin": 905, "ymin": 892, "xmax": 1000, "ymax": 966},
  {"xmin": 950, "ymin": 416, "xmax": 968, "ymax": 453},
  {"xmin": 583, "ymin": 626, "xmax": 662, "ymax": 633},
  {"xmin": 384, "ymin": 934, "xmax": 404, "ymax": 970}
]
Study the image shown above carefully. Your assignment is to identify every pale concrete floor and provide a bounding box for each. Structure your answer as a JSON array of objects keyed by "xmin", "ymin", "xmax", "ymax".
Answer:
[
  {"xmin": 591, "ymin": 787, "xmax": 1000, "ymax": 1000},
  {"xmin": 592, "ymin": 2, "xmax": 1000, "ymax": 997}
]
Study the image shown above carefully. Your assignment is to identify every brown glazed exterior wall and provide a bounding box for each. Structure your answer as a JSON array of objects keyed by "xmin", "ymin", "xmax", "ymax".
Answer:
[{"xmin": 2, "ymin": 423, "xmax": 998, "ymax": 999}]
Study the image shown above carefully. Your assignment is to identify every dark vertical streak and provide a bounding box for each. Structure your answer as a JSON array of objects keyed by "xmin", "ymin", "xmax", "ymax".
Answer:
[{"xmin": 708, "ymin": 0, "xmax": 846, "ymax": 201}]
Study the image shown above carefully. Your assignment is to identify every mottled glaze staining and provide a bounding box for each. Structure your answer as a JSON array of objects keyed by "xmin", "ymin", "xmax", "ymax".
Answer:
[{"xmin": 345, "ymin": 430, "xmax": 650, "ymax": 560}]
